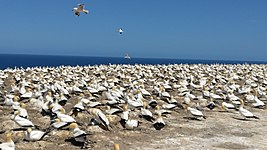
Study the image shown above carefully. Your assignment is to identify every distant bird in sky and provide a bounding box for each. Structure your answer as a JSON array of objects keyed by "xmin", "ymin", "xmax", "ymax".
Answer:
[
  {"xmin": 73, "ymin": 4, "xmax": 89, "ymax": 16},
  {"xmin": 118, "ymin": 28, "xmax": 124, "ymax": 34}
]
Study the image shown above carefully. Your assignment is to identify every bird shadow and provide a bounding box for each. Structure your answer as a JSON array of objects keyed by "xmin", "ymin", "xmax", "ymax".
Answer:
[
  {"xmin": 232, "ymin": 117, "xmax": 253, "ymax": 121},
  {"xmin": 183, "ymin": 117, "xmax": 203, "ymax": 121}
]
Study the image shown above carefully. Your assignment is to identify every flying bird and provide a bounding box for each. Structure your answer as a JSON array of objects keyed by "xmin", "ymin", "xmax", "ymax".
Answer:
[
  {"xmin": 118, "ymin": 28, "xmax": 124, "ymax": 34},
  {"xmin": 73, "ymin": 4, "xmax": 89, "ymax": 16}
]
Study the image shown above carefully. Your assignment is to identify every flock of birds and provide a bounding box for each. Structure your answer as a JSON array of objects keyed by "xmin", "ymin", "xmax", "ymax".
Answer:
[{"xmin": 0, "ymin": 63, "xmax": 266, "ymax": 149}]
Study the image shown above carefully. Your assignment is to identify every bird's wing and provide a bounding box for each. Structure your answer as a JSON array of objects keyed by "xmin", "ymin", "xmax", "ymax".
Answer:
[
  {"xmin": 240, "ymin": 109, "xmax": 254, "ymax": 117},
  {"xmin": 97, "ymin": 111, "xmax": 109, "ymax": 127},
  {"xmin": 31, "ymin": 131, "xmax": 45, "ymax": 140},
  {"xmin": 74, "ymin": 129, "xmax": 86, "ymax": 137}
]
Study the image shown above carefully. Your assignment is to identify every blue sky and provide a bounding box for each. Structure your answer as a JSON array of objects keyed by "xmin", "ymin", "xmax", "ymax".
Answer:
[{"xmin": 0, "ymin": 0, "xmax": 267, "ymax": 61}]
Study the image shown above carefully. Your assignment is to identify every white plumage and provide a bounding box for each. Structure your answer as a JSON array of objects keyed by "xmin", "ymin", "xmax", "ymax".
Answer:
[{"xmin": 73, "ymin": 4, "xmax": 89, "ymax": 16}]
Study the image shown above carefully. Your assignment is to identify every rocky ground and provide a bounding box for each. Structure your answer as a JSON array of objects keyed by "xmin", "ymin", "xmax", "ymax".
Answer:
[{"xmin": 1, "ymin": 103, "xmax": 266, "ymax": 150}]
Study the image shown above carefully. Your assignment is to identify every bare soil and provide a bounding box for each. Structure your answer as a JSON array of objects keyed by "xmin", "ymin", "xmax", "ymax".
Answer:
[{"xmin": 1, "ymin": 104, "xmax": 266, "ymax": 150}]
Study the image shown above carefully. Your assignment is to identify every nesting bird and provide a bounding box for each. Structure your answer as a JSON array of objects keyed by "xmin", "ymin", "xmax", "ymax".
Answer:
[
  {"xmin": 153, "ymin": 112, "xmax": 165, "ymax": 130},
  {"xmin": 24, "ymin": 128, "xmax": 50, "ymax": 142},
  {"xmin": 66, "ymin": 123, "xmax": 90, "ymax": 149},
  {"xmin": 12, "ymin": 110, "xmax": 34, "ymax": 127},
  {"xmin": 88, "ymin": 108, "xmax": 111, "ymax": 130},
  {"xmin": 238, "ymin": 99, "xmax": 259, "ymax": 120},
  {"xmin": 0, "ymin": 132, "xmax": 15, "ymax": 150},
  {"xmin": 186, "ymin": 107, "xmax": 206, "ymax": 120}
]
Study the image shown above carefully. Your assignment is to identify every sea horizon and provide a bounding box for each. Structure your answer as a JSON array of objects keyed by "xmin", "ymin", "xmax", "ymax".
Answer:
[{"xmin": 1, "ymin": 53, "xmax": 267, "ymax": 70}]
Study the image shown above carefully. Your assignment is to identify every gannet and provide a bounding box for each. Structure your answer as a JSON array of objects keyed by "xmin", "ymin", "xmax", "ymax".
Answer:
[
  {"xmin": 21, "ymin": 87, "xmax": 33, "ymax": 99},
  {"xmin": 153, "ymin": 112, "xmax": 165, "ymax": 130},
  {"xmin": 73, "ymin": 4, "xmax": 89, "ymax": 16},
  {"xmin": 70, "ymin": 98, "xmax": 85, "ymax": 117},
  {"xmin": 140, "ymin": 102, "xmax": 154, "ymax": 122},
  {"xmin": 206, "ymin": 100, "xmax": 216, "ymax": 110},
  {"xmin": 50, "ymin": 118, "xmax": 71, "ymax": 130},
  {"xmin": 186, "ymin": 107, "xmax": 206, "ymax": 120},
  {"xmin": 88, "ymin": 108, "xmax": 111, "ymax": 130},
  {"xmin": 148, "ymin": 96, "xmax": 157, "ymax": 108},
  {"xmin": 239, "ymin": 99, "xmax": 259, "ymax": 119},
  {"xmin": 221, "ymin": 101, "xmax": 236, "ymax": 111},
  {"xmin": 17, "ymin": 103, "xmax": 28, "ymax": 118},
  {"xmin": 105, "ymin": 106, "xmax": 123, "ymax": 115},
  {"xmin": 162, "ymin": 103, "xmax": 177, "ymax": 110},
  {"xmin": 252, "ymin": 89, "xmax": 265, "ymax": 108},
  {"xmin": 118, "ymin": 28, "xmax": 123, "ymax": 34},
  {"xmin": 252, "ymin": 96, "xmax": 265, "ymax": 108},
  {"xmin": 140, "ymin": 88, "xmax": 151, "ymax": 97},
  {"xmin": 12, "ymin": 110, "xmax": 34, "ymax": 127},
  {"xmin": 125, "ymin": 119, "xmax": 139, "ymax": 130},
  {"xmin": 155, "ymin": 105, "xmax": 172, "ymax": 115},
  {"xmin": 24, "ymin": 128, "xmax": 49, "ymax": 141},
  {"xmin": 67, "ymin": 123, "xmax": 90, "ymax": 149},
  {"xmin": 11, "ymin": 96, "xmax": 20, "ymax": 110},
  {"xmin": 0, "ymin": 132, "xmax": 15, "ymax": 150},
  {"xmin": 56, "ymin": 108, "xmax": 76, "ymax": 123}
]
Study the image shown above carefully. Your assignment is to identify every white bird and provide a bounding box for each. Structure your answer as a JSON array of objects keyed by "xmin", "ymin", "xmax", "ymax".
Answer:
[
  {"xmin": 88, "ymin": 108, "xmax": 111, "ymax": 130},
  {"xmin": 221, "ymin": 102, "xmax": 236, "ymax": 111},
  {"xmin": 252, "ymin": 90, "xmax": 265, "ymax": 108},
  {"xmin": 67, "ymin": 123, "xmax": 90, "ymax": 149},
  {"xmin": 140, "ymin": 102, "xmax": 154, "ymax": 122},
  {"xmin": 239, "ymin": 99, "xmax": 259, "ymax": 119},
  {"xmin": 125, "ymin": 119, "xmax": 139, "ymax": 130},
  {"xmin": 153, "ymin": 113, "xmax": 165, "ymax": 130},
  {"xmin": 120, "ymin": 104, "xmax": 130, "ymax": 121},
  {"xmin": 17, "ymin": 103, "xmax": 28, "ymax": 119},
  {"xmin": 51, "ymin": 118, "xmax": 71, "ymax": 130},
  {"xmin": 57, "ymin": 113, "xmax": 76, "ymax": 123},
  {"xmin": 73, "ymin": 4, "xmax": 89, "ymax": 16},
  {"xmin": 24, "ymin": 128, "xmax": 49, "ymax": 141},
  {"xmin": 186, "ymin": 107, "xmax": 206, "ymax": 119},
  {"xmin": 118, "ymin": 28, "xmax": 123, "ymax": 34},
  {"xmin": 0, "ymin": 132, "xmax": 15, "ymax": 150},
  {"xmin": 12, "ymin": 110, "xmax": 34, "ymax": 127}
]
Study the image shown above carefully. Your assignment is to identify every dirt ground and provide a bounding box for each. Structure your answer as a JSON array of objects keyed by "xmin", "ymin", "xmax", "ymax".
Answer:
[{"xmin": 1, "ymin": 103, "xmax": 266, "ymax": 150}]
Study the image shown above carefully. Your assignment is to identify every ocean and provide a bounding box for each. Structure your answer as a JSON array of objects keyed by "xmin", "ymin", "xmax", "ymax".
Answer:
[{"xmin": 0, "ymin": 54, "xmax": 266, "ymax": 70}]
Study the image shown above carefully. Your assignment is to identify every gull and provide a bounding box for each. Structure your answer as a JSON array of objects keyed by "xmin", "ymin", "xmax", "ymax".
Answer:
[{"xmin": 73, "ymin": 4, "xmax": 89, "ymax": 17}]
